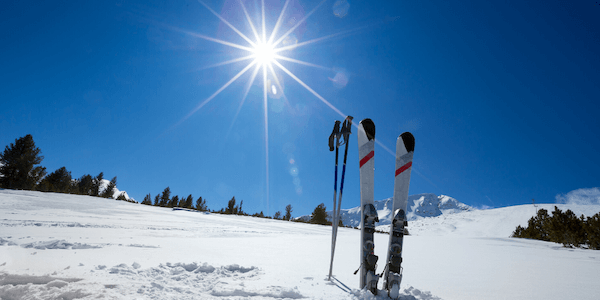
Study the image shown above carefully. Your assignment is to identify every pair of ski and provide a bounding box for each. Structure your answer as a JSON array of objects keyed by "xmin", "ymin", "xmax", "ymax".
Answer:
[{"xmin": 357, "ymin": 118, "xmax": 415, "ymax": 299}]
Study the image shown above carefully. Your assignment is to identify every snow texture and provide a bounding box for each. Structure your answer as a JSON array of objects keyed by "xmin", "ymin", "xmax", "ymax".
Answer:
[{"xmin": 2, "ymin": 189, "xmax": 600, "ymax": 300}]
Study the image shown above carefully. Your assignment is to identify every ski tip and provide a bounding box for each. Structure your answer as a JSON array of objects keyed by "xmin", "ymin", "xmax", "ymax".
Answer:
[
  {"xmin": 360, "ymin": 119, "xmax": 375, "ymax": 141},
  {"xmin": 400, "ymin": 132, "xmax": 415, "ymax": 152}
]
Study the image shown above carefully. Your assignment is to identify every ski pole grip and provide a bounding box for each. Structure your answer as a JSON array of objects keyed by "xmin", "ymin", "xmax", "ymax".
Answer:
[
  {"xmin": 329, "ymin": 120, "xmax": 341, "ymax": 151},
  {"xmin": 343, "ymin": 116, "xmax": 353, "ymax": 134}
]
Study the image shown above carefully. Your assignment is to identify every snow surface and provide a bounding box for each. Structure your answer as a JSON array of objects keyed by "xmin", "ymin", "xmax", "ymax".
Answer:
[{"xmin": 1, "ymin": 189, "xmax": 600, "ymax": 300}]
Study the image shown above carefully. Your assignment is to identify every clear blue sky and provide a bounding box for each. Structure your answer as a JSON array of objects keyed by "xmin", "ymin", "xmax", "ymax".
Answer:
[{"xmin": 2, "ymin": 0, "xmax": 599, "ymax": 217}]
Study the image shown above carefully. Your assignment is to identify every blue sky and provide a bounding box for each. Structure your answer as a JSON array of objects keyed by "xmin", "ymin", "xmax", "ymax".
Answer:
[{"xmin": 2, "ymin": 0, "xmax": 599, "ymax": 217}]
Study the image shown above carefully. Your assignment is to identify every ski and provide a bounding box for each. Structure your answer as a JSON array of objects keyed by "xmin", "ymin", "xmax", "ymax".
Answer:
[
  {"xmin": 383, "ymin": 132, "xmax": 415, "ymax": 299},
  {"xmin": 357, "ymin": 118, "xmax": 379, "ymax": 294}
]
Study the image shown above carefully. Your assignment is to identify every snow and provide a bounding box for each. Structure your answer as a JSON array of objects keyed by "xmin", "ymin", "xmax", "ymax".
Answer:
[{"xmin": 1, "ymin": 189, "xmax": 600, "ymax": 299}]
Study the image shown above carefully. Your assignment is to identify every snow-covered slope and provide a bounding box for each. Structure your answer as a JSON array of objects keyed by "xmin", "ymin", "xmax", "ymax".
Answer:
[
  {"xmin": 319, "ymin": 193, "xmax": 473, "ymax": 227},
  {"xmin": 400, "ymin": 203, "xmax": 600, "ymax": 237},
  {"xmin": 2, "ymin": 189, "xmax": 600, "ymax": 300}
]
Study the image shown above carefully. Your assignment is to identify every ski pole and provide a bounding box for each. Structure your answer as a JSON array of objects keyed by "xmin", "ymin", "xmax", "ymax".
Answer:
[
  {"xmin": 328, "ymin": 116, "xmax": 353, "ymax": 281},
  {"xmin": 328, "ymin": 120, "xmax": 341, "ymax": 281},
  {"xmin": 336, "ymin": 116, "xmax": 353, "ymax": 234},
  {"xmin": 332, "ymin": 116, "xmax": 353, "ymax": 262}
]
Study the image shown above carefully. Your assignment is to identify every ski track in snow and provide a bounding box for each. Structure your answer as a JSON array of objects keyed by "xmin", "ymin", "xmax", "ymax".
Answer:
[{"xmin": 0, "ymin": 259, "xmax": 437, "ymax": 300}]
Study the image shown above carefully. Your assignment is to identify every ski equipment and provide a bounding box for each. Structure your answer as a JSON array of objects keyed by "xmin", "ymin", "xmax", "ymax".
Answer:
[
  {"xmin": 357, "ymin": 118, "xmax": 379, "ymax": 294},
  {"xmin": 328, "ymin": 116, "xmax": 353, "ymax": 281},
  {"xmin": 383, "ymin": 132, "xmax": 415, "ymax": 299}
]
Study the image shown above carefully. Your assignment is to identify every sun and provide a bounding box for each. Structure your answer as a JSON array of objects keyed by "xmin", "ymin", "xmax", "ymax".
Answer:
[
  {"xmin": 252, "ymin": 42, "xmax": 276, "ymax": 66},
  {"xmin": 171, "ymin": 0, "xmax": 357, "ymax": 214}
]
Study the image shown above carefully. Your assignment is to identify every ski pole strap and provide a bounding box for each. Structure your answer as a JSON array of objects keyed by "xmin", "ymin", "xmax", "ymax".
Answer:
[
  {"xmin": 328, "ymin": 120, "xmax": 341, "ymax": 151},
  {"xmin": 339, "ymin": 116, "xmax": 353, "ymax": 145}
]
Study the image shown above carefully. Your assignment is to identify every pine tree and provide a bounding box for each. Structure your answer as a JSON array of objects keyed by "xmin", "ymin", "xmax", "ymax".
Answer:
[
  {"xmin": 0, "ymin": 134, "xmax": 46, "ymax": 190},
  {"xmin": 196, "ymin": 196, "xmax": 207, "ymax": 211},
  {"xmin": 116, "ymin": 192, "xmax": 127, "ymax": 201},
  {"xmin": 226, "ymin": 197, "xmax": 237, "ymax": 214},
  {"xmin": 170, "ymin": 195, "xmax": 179, "ymax": 208},
  {"xmin": 142, "ymin": 194, "xmax": 152, "ymax": 205},
  {"xmin": 38, "ymin": 166, "xmax": 72, "ymax": 193},
  {"xmin": 546, "ymin": 206, "xmax": 585, "ymax": 247},
  {"xmin": 160, "ymin": 187, "xmax": 171, "ymax": 207},
  {"xmin": 184, "ymin": 194, "xmax": 193, "ymax": 208},
  {"xmin": 154, "ymin": 194, "xmax": 160, "ymax": 206},
  {"xmin": 519, "ymin": 208, "xmax": 550, "ymax": 241},
  {"xmin": 586, "ymin": 213, "xmax": 600, "ymax": 250},
  {"xmin": 512, "ymin": 225, "xmax": 526, "ymax": 238},
  {"xmin": 310, "ymin": 203, "xmax": 329, "ymax": 225},
  {"xmin": 274, "ymin": 211, "xmax": 282, "ymax": 219},
  {"xmin": 513, "ymin": 206, "xmax": 596, "ymax": 249},
  {"xmin": 100, "ymin": 176, "xmax": 117, "ymax": 198},
  {"xmin": 284, "ymin": 204, "xmax": 293, "ymax": 221},
  {"xmin": 77, "ymin": 174, "xmax": 93, "ymax": 195},
  {"xmin": 90, "ymin": 172, "xmax": 104, "ymax": 197}
]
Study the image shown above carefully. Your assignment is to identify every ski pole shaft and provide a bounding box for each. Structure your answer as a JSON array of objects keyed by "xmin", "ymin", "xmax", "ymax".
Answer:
[
  {"xmin": 328, "ymin": 143, "xmax": 339, "ymax": 280},
  {"xmin": 328, "ymin": 120, "xmax": 341, "ymax": 281}
]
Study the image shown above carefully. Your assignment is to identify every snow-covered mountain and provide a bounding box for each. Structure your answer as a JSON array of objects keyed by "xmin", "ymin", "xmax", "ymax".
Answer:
[{"xmin": 306, "ymin": 193, "xmax": 473, "ymax": 227}]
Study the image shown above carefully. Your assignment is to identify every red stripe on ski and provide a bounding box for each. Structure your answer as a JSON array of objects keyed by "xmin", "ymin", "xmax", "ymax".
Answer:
[
  {"xmin": 359, "ymin": 151, "xmax": 374, "ymax": 168},
  {"xmin": 395, "ymin": 161, "xmax": 412, "ymax": 177}
]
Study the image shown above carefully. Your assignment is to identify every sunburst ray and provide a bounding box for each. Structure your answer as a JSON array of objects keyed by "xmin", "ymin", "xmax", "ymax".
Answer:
[
  {"xmin": 272, "ymin": 0, "xmax": 327, "ymax": 48},
  {"xmin": 197, "ymin": 0, "xmax": 257, "ymax": 47},
  {"xmin": 267, "ymin": 0, "xmax": 292, "ymax": 45},
  {"xmin": 272, "ymin": 60, "xmax": 347, "ymax": 119},
  {"xmin": 267, "ymin": 62, "xmax": 293, "ymax": 111},
  {"xmin": 274, "ymin": 55, "xmax": 332, "ymax": 71},
  {"xmin": 226, "ymin": 63, "xmax": 262, "ymax": 138},
  {"xmin": 262, "ymin": 63, "xmax": 270, "ymax": 213},
  {"xmin": 173, "ymin": 61, "xmax": 257, "ymax": 131},
  {"xmin": 274, "ymin": 26, "xmax": 366, "ymax": 53},
  {"xmin": 261, "ymin": 0, "xmax": 267, "ymax": 43},
  {"xmin": 169, "ymin": 25, "xmax": 254, "ymax": 52},
  {"xmin": 199, "ymin": 54, "xmax": 255, "ymax": 71},
  {"xmin": 238, "ymin": 0, "xmax": 261, "ymax": 42}
]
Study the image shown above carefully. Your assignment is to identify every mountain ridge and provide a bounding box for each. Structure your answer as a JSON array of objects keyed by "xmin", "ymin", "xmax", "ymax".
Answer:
[{"xmin": 300, "ymin": 193, "xmax": 473, "ymax": 227}]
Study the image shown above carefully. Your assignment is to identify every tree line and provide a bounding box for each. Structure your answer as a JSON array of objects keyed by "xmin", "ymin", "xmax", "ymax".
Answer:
[
  {"xmin": 512, "ymin": 206, "xmax": 600, "ymax": 250},
  {"xmin": 141, "ymin": 188, "xmax": 296, "ymax": 221},
  {"xmin": 0, "ymin": 134, "xmax": 130, "ymax": 201},
  {"xmin": 1, "ymin": 134, "xmax": 355, "ymax": 226}
]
